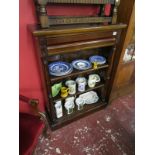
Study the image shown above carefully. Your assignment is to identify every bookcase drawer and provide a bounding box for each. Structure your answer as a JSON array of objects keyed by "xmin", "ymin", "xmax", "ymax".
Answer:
[{"xmin": 46, "ymin": 31, "xmax": 116, "ymax": 46}]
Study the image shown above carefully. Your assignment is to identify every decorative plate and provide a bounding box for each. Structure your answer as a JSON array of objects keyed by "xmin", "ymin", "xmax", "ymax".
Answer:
[
  {"xmin": 72, "ymin": 59, "xmax": 92, "ymax": 70},
  {"xmin": 89, "ymin": 55, "xmax": 106, "ymax": 64},
  {"xmin": 79, "ymin": 91, "xmax": 99, "ymax": 104},
  {"xmin": 48, "ymin": 61, "xmax": 73, "ymax": 76}
]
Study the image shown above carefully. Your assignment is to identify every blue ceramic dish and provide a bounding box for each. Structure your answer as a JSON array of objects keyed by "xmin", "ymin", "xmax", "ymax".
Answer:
[
  {"xmin": 72, "ymin": 59, "xmax": 92, "ymax": 70},
  {"xmin": 48, "ymin": 61, "xmax": 73, "ymax": 76},
  {"xmin": 89, "ymin": 55, "xmax": 106, "ymax": 64}
]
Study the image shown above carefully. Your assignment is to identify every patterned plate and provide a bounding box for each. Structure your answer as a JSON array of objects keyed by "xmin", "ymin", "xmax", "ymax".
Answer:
[
  {"xmin": 79, "ymin": 91, "xmax": 99, "ymax": 104},
  {"xmin": 48, "ymin": 61, "xmax": 73, "ymax": 76},
  {"xmin": 72, "ymin": 59, "xmax": 92, "ymax": 70},
  {"xmin": 89, "ymin": 55, "xmax": 106, "ymax": 64}
]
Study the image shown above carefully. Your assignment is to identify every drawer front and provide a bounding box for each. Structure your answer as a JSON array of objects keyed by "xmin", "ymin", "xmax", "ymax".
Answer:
[
  {"xmin": 47, "ymin": 38, "xmax": 116, "ymax": 55},
  {"xmin": 46, "ymin": 31, "xmax": 118, "ymax": 46}
]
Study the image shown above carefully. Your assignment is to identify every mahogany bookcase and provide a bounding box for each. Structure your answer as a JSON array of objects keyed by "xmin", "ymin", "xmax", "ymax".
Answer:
[{"xmin": 29, "ymin": 0, "xmax": 126, "ymax": 130}]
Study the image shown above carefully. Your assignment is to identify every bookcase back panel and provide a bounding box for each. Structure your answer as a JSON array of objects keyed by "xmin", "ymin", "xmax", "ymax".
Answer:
[
  {"xmin": 47, "ymin": 47, "xmax": 111, "ymax": 63},
  {"xmin": 47, "ymin": 4, "xmax": 100, "ymax": 16}
]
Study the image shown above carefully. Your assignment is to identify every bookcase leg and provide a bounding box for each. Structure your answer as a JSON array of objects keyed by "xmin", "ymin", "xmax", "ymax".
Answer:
[
  {"xmin": 112, "ymin": 0, "xmax": 120, "ymax": 24},
  {"xmin": 36, "ymin": 0, "xmax": 49, "ymax": 28}
]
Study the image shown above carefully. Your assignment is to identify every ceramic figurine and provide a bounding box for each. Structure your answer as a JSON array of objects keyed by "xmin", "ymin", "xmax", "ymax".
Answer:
[
  {"xmin": 51, "ymin": 82, "xmax": 62, "ymax": 97},
  {"xmin": 55, "ymin": 100, "xmax": 63, "ymax": 118}
]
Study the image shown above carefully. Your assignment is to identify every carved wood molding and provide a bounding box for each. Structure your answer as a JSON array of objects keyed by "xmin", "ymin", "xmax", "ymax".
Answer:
[
  {"xmin": 48, "ymin": 16, "xmax": 112, "ymax": 25},
  {"xmin": 47, "ymin": 0, "xmax": 115, "ymax": 4}
]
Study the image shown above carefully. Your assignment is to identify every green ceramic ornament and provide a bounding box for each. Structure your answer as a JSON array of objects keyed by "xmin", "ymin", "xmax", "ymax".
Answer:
[{"xmin": 51, "ymin": 82, "xmax": 62, "ymax": 97}]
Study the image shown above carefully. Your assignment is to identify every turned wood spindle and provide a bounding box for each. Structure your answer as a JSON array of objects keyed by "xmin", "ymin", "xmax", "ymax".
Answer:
[
  {"xmin": 112, "ymin": 0, "xmax": 120, "ymax": 24},
  {"xmin": 37, "ymin": 0, "xmax": 49, "ymax": 28}
]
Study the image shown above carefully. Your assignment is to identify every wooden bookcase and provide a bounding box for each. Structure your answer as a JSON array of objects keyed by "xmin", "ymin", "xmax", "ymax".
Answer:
[{"xmin": 30, "ymin": 23, "xmax": 126, "ymax": 130}]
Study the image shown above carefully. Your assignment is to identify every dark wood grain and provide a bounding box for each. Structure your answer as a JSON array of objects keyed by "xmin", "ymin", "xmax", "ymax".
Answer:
[
  {"xmin": 110, "ymin": 1, "xmax": 135, "ymax": 100},
  {"xmin": 112, "ymin": 0, "xmax": 120, "ymax": 24},
  {"xmin": 48, "ymin": 17, "xmax": 112, "ymax": 25},
  {"xmin": 30, "ymin": 24, "xmax": 127, "ymax": 37},
  {"xmin": 34, "ymin": 0, "xmax": 116, "ymax": 27},
  {"xmin": 36, "ymin": 0, "xmax": 49, "ymax": 28},
  {"xmin": 104, "ymin": 46, "xmax": 116, "ymax": 101},
  {"xmin": 47, "ymin": 38, "xmax": 116, "ymax": 55},
  {"xmin": 47, "ymin": 0, "xmax": 115, "ymax": 4},
  {"xmin": 31, "ymin": 22, "xmax": 126, "ymax": 130},
  {"xmin": 46, "ymin": 31, "xmax": 114, "ymax": 45}
]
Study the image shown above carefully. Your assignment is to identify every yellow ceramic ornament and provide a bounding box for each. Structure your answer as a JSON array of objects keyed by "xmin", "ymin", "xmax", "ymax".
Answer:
[{"xmin": 61, "ymin": 87, "xmax": 69, "ymax": 98}]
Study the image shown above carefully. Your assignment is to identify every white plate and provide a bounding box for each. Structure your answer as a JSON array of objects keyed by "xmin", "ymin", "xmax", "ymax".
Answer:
[
  {"xmin": 79, "ymin": 91, "xmax": 99, "ymax": 104},
  {"xmin": 72, "ymin": 59, "xmax": 92, "ymax": 70}
]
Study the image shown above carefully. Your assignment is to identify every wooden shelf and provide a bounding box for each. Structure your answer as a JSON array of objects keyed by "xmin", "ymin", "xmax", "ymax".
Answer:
[
  {"xmin": 51, "ymin": 100, "xmax": 107, "ymax": 129},
  {"xmin": 53, "ymin": 82, "xmax": 105, "ymax": 102},
  {"xmin": 50, "ymin": 64, "xmax": 109, "ymax": 82},
  {"xmin": 30, "ymin": 24, "xmax": 127, "ymax": 37}
]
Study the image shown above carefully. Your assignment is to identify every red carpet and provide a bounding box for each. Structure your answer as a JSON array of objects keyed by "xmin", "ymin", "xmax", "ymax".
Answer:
[{"xmin": 33, "ymin": 94, "xmax": 135, "ymax": 155}]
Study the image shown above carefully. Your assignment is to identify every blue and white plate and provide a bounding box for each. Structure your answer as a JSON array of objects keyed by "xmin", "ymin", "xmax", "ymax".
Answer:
[
  {"xmin": 89, "ymin": 55, "xmax": 106, "ymax": 65},
  {"xmin": 72, "ymin": 59, "xmax": 92, "ymax": 70},
  {"xmin": 48, "ymin": 61, "xmax": 73, "ymax": 76}
]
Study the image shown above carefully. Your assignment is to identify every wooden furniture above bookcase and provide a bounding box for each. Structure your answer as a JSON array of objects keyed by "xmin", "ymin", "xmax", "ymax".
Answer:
[
  {"xmin": 34, "ymin": 0, "xmax": 120, "ymax": 28},
  {"xmin": 30, "ymin": 23, "xmax": 126, "ymax": 130}
]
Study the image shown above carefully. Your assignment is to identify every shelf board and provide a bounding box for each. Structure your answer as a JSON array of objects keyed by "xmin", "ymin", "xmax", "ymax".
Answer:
[
  {"xmin": 53, "ymin": 82, "xmax": 105, "ymax": 102},
  {"xmin": 51, "ymin": 100, "xmax": 107, "ymax": 130},
  {"xmin": 50, "ymin": 64, "xmax": 109, "ymax": 82},
  {"xmin": 30, "ymin": 24, "xmax": 127, "ymax": 37}
]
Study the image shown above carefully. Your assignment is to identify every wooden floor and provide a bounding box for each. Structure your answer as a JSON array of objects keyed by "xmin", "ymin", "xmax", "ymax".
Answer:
[{"xmin": 34, "ymin": 93, "xmax": 135, "ymax": 155}]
